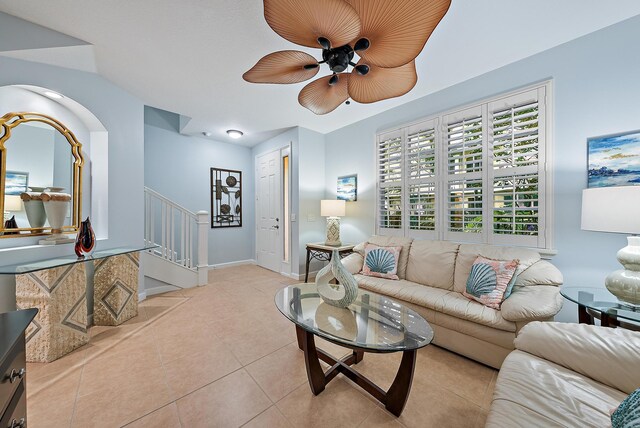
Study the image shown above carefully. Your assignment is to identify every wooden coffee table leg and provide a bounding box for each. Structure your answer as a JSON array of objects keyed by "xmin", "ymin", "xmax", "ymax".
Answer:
[
  {"xmin": 385, "ymin": 349, "xmax": 417, "ymax": 417},
  {"xmin": 298, "ymin": 326, "xmax": 326, "ymax": 395}
]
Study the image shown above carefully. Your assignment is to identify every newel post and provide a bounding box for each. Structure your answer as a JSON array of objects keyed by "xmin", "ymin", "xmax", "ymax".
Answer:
[{"xmin": 196, "ymin": 211, "xmax": 209, "ymax": 286}]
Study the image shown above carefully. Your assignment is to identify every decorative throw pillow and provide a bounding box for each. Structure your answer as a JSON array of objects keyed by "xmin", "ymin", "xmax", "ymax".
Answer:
[
  {"xmin": 361, "ymin": 244, "xmax": 402, "ymax": 280},
  {"xmin": 463, "ymin": 256, "xmax": 519, "ymax": 309},
  {"xmin": 612, "ymin": 388, "xmax": 640, "ymax": 428}
]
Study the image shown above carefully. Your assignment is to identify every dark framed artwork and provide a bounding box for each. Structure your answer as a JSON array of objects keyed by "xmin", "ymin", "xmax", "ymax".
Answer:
[
  {"xmin": 588, "ymin": 130, "xmax": 640, "ymax": 188},
  {"xmin": 337, "ymin": 174, "xmax": 357, "ymax": 201},
  {"xmin": 5, "ymin": 171, "xmax": 28, "ymax": 195},
  {"xmin": 210, "ymin": 168, "xmax": 242, "ymax": 228}
]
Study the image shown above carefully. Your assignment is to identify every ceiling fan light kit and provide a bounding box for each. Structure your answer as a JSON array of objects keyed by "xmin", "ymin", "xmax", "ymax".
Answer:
[{"xmin": 243, "ymin": 0, "xmax": 452, "ymax": 115}]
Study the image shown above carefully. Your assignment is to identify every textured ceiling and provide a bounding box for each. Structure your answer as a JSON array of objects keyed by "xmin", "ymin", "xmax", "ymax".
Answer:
[{"xmin": 1, "ymin": 1, "xmax": 639, "ymax": 146}]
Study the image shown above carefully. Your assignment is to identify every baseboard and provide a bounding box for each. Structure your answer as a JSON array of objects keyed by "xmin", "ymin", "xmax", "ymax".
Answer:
[
  {"xmin": 145, "ymin": 284, "xmax": 180, "ymax": 297},
  {"xmin": 286, "ymin": 270, "xmax": 319, "ymax": 281},
  {"xmin": 138, "ymin": 291, "xmax": 147, "ymax": 302},
  {"xmin": 209, "ymin": 259, "xmax": 257, "ymax": 269}
]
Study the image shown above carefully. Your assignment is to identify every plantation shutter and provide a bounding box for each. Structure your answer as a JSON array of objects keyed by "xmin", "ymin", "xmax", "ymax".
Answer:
[
  {"xmin": 443, "ymin": 106, "xmax": 486, "ymax": 243},
  {"xmin": 488, "ymin": 87, "xmax": 546, "ymax": 248},
  {"xmin": 406, "ymin": 119, "xmax": 439, "ymax": 238},
  {"xmin": 377, "ymin": 130, "xmax": 404, "ymax": 233}
]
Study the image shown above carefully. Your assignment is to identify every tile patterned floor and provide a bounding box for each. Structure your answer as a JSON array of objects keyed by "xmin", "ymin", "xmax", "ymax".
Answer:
[{"xmin": 26, "ymin": 265, "xmax": 496, "ymax": 428}]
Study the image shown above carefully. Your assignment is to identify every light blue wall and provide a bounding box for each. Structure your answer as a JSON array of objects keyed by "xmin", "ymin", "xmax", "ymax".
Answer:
[
  {"xmin": 144, "ymin": 107, "xmax": 255, "ymax": 265},
  {"xmin": 0, "ymin": 56, "xmax": 145, "ymax": 261},
  {"xmin": 324, "ymin": 16, "xmax": 640, "ymax": 321}
]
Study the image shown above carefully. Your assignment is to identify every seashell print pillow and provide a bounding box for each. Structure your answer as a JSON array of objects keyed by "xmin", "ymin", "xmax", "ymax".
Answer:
[
  {"xmin": 463, "ymin": 256, "xmax": 519, "ymax": 309},
  {"xmin": 361, "ymin": 244, "xmax": 402, "ymax": 280}
]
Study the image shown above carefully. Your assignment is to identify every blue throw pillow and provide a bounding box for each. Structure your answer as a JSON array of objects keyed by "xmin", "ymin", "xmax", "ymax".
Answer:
[{"xmin": 612, "ymin": 388, "xmax": 640, "ymax": 428}]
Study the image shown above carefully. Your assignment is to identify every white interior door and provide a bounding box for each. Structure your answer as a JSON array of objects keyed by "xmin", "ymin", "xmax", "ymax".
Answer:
[{"xmin": 257, "ymin": 150, "xmax": 281, "ymax": 272}]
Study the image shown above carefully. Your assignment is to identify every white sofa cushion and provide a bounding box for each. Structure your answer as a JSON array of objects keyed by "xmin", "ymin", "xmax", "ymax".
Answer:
[
  {"xmin": 487, "ymin": 350, "xmax": 627, "ymax": 428},
  {"xmin": 354, "ymin": 274, "xmax": 516, "ymax": 332},
  {"xmin": 453, "ymin": 244, "xmax": 541, "ymax": 293},
  {"xmin": 500, "ymin": 286, "xmax": 563, "ymax": 322},
  {"xmin": 515, "ymin": 260, "xmax": 563, "ymax": 286},
  {"xmin": 405, "ymin": 240, "xmax": 458, "ymax": 290}
]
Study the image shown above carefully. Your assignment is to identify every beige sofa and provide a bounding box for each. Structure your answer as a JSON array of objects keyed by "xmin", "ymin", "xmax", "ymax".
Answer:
[
  {"xmin": 487, "ymin": 322, "xmax": 640, "ymax": 427},
  {"xmin": 342, "ymin": 236, "xmax": 564, "ymax": 368}
]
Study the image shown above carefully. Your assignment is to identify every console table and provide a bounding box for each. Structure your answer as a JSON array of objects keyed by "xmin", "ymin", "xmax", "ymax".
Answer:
[
  {"xmin": 0, "ymin": 246, "xmax": 153, "ymax": 362},
  {"xmin": 305, "ymin": 243, "xmax": 354, "ymax": 283}
]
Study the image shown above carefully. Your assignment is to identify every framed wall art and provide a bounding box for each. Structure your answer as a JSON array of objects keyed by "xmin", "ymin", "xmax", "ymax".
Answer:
[
  {"xmin": 210, "ymin": 168, "xmax": 242, "ymax": 228},
  {"xmin": 337, "ymin": 174, "xmax": 357, "ymax": 201},
  {"xmin": 588, "ymin": 130, "xmax": 640, "ymax": 188},
  {"xmin": 5, "ymin": 171, "xmax": 28, "ymax": 195}
]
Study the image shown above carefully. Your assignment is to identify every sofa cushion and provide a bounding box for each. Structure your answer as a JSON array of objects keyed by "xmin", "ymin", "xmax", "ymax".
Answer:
[
  {"xmin": 405, "ymin": 240, "xmax": 458, "ymax": 290},
  {"xmin": 486, "ymin": 350, "xmax": 627, "ymax": 428},
  {"xmin": 361, "ymin": 244, "xmax": 402, "ymax": 280},
  {"xmin": 354, "ymin": 274, "xmax": 516, "ymax": 332},
  {"xmin": 515, "ymin": 260, "xmax": 563, "ymax": 287},
  {"xmin": 365, "ymin": 236, "xmax": 413, "ymax": 280},
  {"xmin": 453, "ymin": 244, "xmax": 540, "ymax": 293},
  {"xmin": 463, "ymin": 256, "xmax": 519, "ymax": 309}
]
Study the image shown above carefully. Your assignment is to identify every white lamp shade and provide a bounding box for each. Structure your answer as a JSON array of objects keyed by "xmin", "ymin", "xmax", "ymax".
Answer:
[
  {"xmin": 321, "ymin": 199, "xmax": 346, "ymax": 217},
  {"xmin": 4, "ymin": 195, "xmax": 23, "ymax": 212},
  {"xmin": 581, "ymin": 187, "xmax": 640, "ymax": 234}
]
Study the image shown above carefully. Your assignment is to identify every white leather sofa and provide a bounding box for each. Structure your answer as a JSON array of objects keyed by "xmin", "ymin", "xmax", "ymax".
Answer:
[
  {"xmin": 342, "ymin": 236, "xmax": 564, "ymax": 368},
  {"xmin": 487, "ymin": 322, "xmax": 640, "ymax": 427}
]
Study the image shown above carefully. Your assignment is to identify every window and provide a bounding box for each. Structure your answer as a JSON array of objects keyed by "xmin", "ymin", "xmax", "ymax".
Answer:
[{"xmin": 376, "ymin": 83, "xmax": 551, "ymax": 250}]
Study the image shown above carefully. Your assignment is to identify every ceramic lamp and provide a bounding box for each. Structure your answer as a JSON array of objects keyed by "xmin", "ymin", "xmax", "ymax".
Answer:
[
  {"xmin": 581, "ymin": 187, "xmax": 640, "ymax": 305},
  {"xmin": 321, "ymin": 199, "xmax": 346, "ymax": 247}
]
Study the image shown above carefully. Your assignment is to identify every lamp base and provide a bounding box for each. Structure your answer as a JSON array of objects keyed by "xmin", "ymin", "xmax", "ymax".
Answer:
[
  {"xmin": 605, "ymin": 236, "xmax": 640, "ymax": 306},
  {"xmin": 325, "ymin": 217, "xmax": 341, "ymax": 247}
]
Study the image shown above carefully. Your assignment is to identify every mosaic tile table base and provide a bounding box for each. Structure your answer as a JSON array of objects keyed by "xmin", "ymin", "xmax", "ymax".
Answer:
[
  {"xmin": 16, "ymin": 263, "xmax": 89, "ymax": 363},
  {"xmin": 93, "ymin": 253, "xmax": 139, "ymax": 326}
]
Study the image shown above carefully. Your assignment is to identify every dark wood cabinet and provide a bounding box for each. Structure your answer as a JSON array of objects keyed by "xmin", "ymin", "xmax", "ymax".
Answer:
[{"xmin": 0, "ymin": 309, "xmax": 37, "ymax": 427}]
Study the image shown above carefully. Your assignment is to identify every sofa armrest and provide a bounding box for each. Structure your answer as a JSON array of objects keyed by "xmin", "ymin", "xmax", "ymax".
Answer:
[
  {"xmin": 515, "ymin": 321, "xmax": 640, "ymax": 394},
  {"xmin": 500, "ymin": 286, "xmax": 563, "ymax": 322},
  {"xmin": 341, "ymin": 253, "xmax": 364, "ymax": 275}
]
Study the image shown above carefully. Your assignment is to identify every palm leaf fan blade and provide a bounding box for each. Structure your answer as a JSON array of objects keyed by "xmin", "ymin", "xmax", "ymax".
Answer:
[
  {"xmin": 345, "ymin": 0, "xmax": 451, "ymax": 68},
  {"xmin": 299, "ymin": 74, "xmax": 350, "ymax": 115},
  {"xmin": 264, "ymin": 0, "xmax": 361, "ymax": 49},
  {"xmin": 243, "ymin": 51, "xmax": 320, "ymax": 84},
  {"xmin": 348, "ymin": 61, "xmax": 417, "ymax": 104}
]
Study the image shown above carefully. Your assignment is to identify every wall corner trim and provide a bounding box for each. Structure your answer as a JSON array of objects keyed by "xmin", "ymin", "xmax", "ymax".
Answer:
[{"xmin": 209, "ymin": 259, "xmax": 257, "ymax": 270}]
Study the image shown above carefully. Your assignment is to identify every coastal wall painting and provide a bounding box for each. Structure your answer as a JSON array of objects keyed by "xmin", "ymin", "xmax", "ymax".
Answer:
[
  {"xmin": 210, "ymin": 168, "xmax": 242, "ymax": 228},
  {"xmin": 337, "ymin": 174, "xmax": 357, "ymax": 201},
  {"xmin": 588, "ymin": 130, "xmax": 640, "ymax": 188},
  {"xmin": 5, "ymin": 171, "xmax": 28, "ymax": 195}
]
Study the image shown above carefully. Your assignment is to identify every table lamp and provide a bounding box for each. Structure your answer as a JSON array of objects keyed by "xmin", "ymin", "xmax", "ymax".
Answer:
[
  {"xmin": 4, "ymin": 195, "xmax": 23, "ymax": 221},
  {"xmin": 321, "ymin": 199, "xmax": 346, "ymax": 246},
  {"xmin": 581, "ymin": 186, "xmax": 640, "ymax": 305}
]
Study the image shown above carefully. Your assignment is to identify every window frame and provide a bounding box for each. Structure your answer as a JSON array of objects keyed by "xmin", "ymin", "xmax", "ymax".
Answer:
[{"xmin": 375, "ymin": 81, "xmax": 555, "ymax": 253}]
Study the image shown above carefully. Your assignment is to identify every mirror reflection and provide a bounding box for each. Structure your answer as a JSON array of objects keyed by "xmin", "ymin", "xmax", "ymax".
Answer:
[{"xmin": 2, "ymin": 116, "xmax": 80, "ymax": 240}]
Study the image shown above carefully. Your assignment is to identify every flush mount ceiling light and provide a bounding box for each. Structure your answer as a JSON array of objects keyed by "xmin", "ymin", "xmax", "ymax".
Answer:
[
  {"xmin": 243, "ymin": 0, "xmax": 451, "ymax": 115},
  {"xmin": 43, "ymin": 90, "xmax": 63, "ymax": 99},
  {"xmin": 227, "ymin": 130, "xmax": 244, "ymax": 139}
]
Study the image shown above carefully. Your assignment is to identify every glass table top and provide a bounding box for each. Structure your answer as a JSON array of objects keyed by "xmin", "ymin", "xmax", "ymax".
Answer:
[
  {"xmin": 560, "ymin": 287, "xmax": 640, "ymax": 324},
  {"xmin": 274, "ymin": 283, "xmax": 434, "ymax": 352},
  {"xmin": 0, "ymin": 245, "xmax": 156, "ymax": 275}
]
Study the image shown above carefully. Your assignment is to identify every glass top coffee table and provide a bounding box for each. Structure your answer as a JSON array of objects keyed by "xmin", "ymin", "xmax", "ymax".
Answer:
[
  {"xmin": 275, "ymin": 283, "xmax": 433, "ymax": 416},
  {"xmin": 561, "ymin": 287, "xmax": 640, "ymax": 330}
]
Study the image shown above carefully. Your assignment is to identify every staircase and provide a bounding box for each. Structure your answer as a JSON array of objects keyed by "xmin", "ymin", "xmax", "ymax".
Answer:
[{"xmin": 143, "ymin": 187, "xmax": 209, "ymax": 292}]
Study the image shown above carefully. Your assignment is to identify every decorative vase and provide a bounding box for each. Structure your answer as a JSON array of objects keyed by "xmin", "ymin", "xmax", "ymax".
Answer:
[
  {"xmin": 75, "ymin": 217, "xmax": 96, "ymax": 258},
  {"xmin": 3, "ymin": 215, "xmax": 18, "ymax": 235},
  {"xmin": 605, "ymin": 236, "xmax": 640, "ymax": 306},
  {"xmin": 20, "ymin": 192, "xmax": 47, "ymax": 231},
  {"xmin": 40, "ymin": 192, "xmax": 74, "ymax": 245},
  {"xmin": 315, "ymin": 249, "xmax": 359, "ymax": 308}
]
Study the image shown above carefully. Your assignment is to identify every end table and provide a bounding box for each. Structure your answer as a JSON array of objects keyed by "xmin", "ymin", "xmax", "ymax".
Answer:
[
  {"xmin": 560, "ymin": 286, "xmax": 640, "ymax": 331},
  {"xmin": 305, "ymin": 242, "xmax": 354, "ymax": 283}
]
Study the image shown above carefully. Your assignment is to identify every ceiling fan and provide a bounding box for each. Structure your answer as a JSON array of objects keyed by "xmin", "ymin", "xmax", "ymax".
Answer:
[{"xmin": 243, "ymin": 0, "xmax": 452, "ymax": 115}]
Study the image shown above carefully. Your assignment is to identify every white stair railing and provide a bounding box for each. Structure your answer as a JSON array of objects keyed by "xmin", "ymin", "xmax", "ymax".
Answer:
[{"xmin": 144, "ymin": 187, "xmax": 209, "ymax": 286}]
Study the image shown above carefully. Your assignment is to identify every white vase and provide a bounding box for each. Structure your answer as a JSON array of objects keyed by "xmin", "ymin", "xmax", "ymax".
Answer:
[
  {"xmin": 21, "ymin": 193, "xmax": 47, "ymax": 230},
  {"xmin": 605, "ymin": 236, "xmax": 640, "ymax": 306},
  {"xmin": 315, "ymin": 249, "xmax": 359, "ymax": 308},
  {"xmin": 40, "ymin": 192, "xmax": 73, "ymax": 245}
]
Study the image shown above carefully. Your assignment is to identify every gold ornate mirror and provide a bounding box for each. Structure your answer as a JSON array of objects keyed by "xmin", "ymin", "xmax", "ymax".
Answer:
[{"xmin": 0, "ymin": 112, "xmax": 84, "ymax": 239}]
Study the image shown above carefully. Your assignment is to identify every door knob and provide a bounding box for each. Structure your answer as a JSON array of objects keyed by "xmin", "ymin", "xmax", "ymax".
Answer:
[
  {"xmin": 273, "ymin": 225, "xmax": 280, "ymax": 229},
  {"xmin": 276, "ymin": 218, "xmax": 280, "ymax": 222}
]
